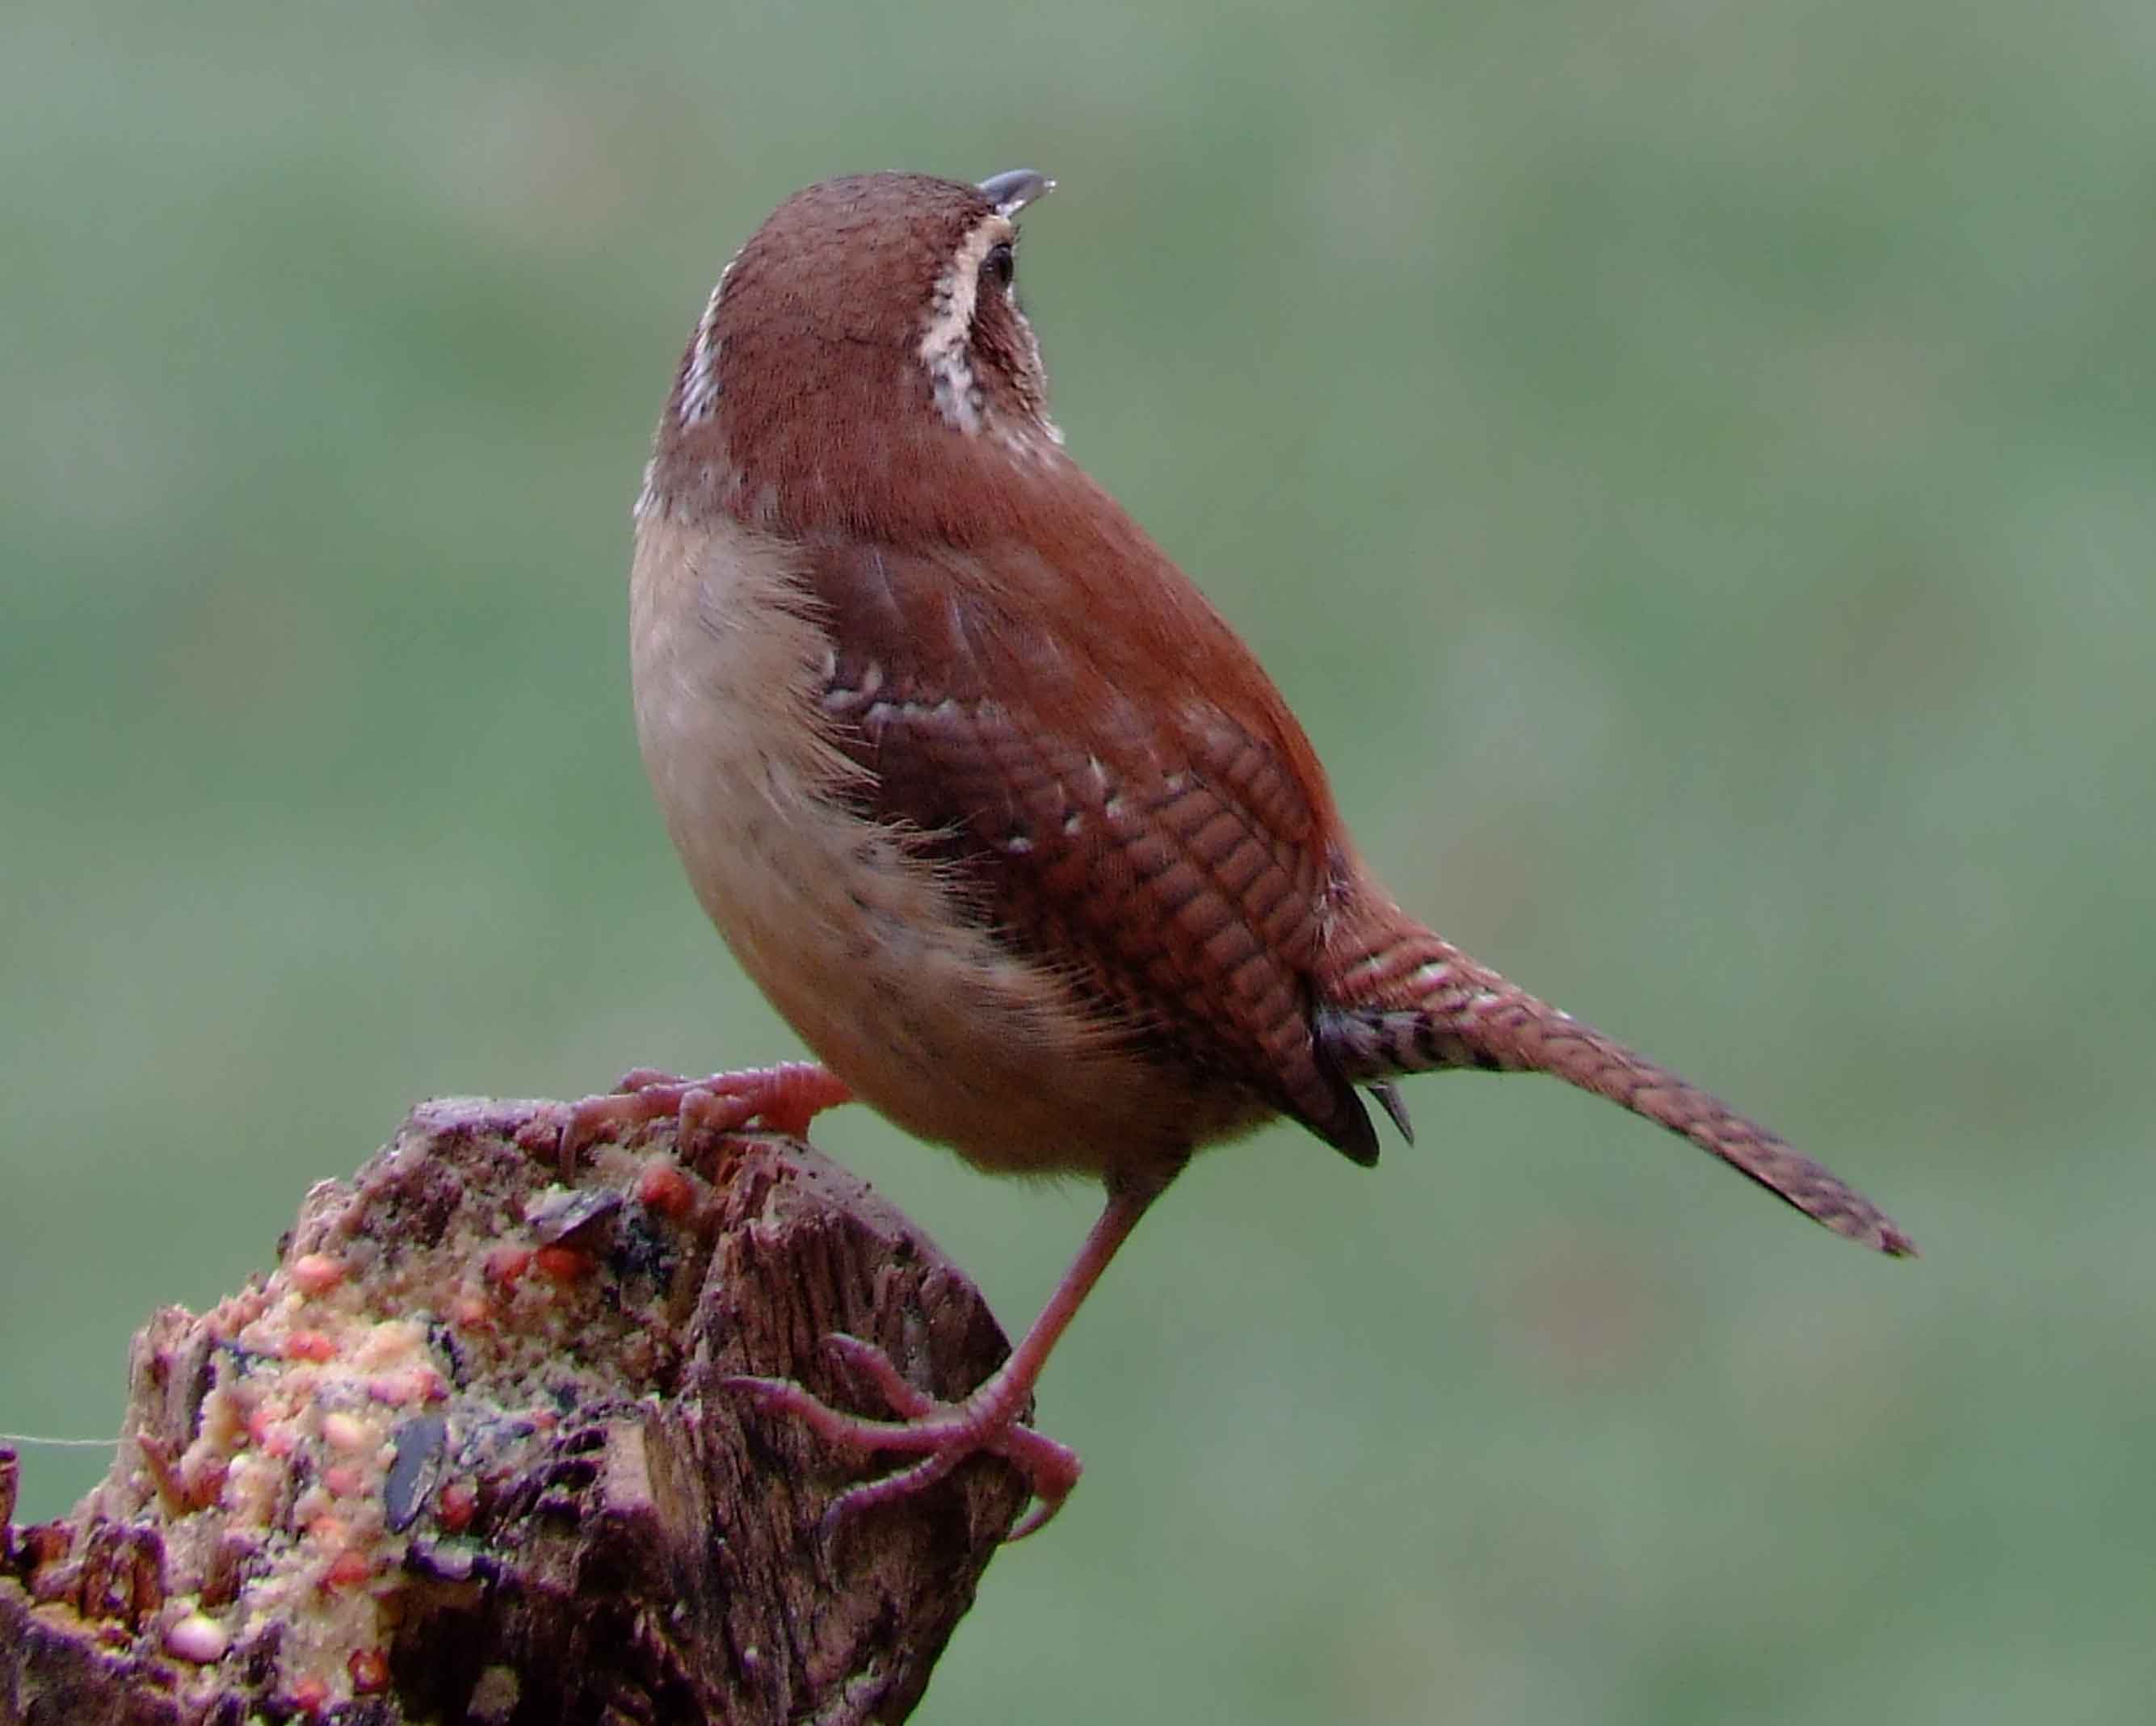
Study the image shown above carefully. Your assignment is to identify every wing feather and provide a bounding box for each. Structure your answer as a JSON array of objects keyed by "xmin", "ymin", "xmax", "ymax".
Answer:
[{"xmin": 807, "ymin": 530, "xmax": 1376, "ymax": 1160}]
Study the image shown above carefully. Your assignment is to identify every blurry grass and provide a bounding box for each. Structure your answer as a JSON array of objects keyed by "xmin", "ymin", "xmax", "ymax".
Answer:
[{"xmin": 6, "ymin": 1, "xmax": 2156, "ymax": 1721}]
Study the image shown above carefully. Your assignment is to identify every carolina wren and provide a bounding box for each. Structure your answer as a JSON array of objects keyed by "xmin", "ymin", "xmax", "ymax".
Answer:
[{"xmin": 609, "ymin": 169, "xmax": 1913, "ymax": 1539}]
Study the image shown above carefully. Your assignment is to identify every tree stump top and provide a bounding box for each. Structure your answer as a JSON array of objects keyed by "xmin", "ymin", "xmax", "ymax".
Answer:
[{"xmin": 2, "ymin": 1098, "xmax": 1026, "ymax": 1724}]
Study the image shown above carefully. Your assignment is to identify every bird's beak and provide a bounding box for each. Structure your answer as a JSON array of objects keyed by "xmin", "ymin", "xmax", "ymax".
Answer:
[{"xmin": 977, "ymin": 170, "xmax": 1055, "ymax": 216}]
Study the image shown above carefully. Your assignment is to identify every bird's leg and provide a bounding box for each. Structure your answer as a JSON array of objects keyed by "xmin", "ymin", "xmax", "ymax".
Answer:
[
  {"xmin": 552, "ymin": 1060, "xmax": 851, "ymax": 1174},
  {"xmin": 726, "ymin": 1161, "xmax": 1180, "ymax": 1541}
]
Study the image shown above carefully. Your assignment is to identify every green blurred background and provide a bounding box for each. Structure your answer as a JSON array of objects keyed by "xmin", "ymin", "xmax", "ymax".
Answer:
[{"xmin": 6, "ymin": 0, "xmax": 2154, "ymax": 1720}]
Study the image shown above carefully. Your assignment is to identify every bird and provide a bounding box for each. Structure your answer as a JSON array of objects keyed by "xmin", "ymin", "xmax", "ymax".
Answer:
[{"xmin": 594, "ymin": 167, "xmax": 1914, "ymax": 1541}]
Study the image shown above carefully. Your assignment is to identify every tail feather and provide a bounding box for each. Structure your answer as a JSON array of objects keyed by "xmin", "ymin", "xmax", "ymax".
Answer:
[{"xmin": 1319, "ymin": 930, "xmax": 1916, "ymax": 1258}]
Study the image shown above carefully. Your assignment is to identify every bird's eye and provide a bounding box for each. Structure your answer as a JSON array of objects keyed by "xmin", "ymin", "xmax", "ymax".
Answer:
[{"xmin": 981, "ymin": 242, "xmax": 1015, "ymax": 289}]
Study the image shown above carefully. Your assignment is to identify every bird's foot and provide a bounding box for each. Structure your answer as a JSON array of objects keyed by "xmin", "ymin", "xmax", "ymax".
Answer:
[
  {"xmin": 726, "ymin": 1333, "xmax": 1082, "ymax": 1542},
  {"xmin": 546, "ymin": 1060, "xmax": 851, "ymax": 1176}
]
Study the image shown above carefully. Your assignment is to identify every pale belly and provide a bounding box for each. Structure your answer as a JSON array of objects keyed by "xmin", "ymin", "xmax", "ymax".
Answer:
[{"xmin": 627, "ymin": 511, "xmax": 1255, "ymax": 1177}]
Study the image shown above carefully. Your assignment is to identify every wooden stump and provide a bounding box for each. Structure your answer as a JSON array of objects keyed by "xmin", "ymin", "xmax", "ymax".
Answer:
[{"xmin": 0, "ymin": 1098, "xmax": 1028, "ymax": 1724}]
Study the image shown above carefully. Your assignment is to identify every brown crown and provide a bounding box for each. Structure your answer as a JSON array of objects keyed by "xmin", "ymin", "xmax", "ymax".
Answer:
[{"xmin": 647, "ymin": 173, "xmax": 1061, "ymax": 541}]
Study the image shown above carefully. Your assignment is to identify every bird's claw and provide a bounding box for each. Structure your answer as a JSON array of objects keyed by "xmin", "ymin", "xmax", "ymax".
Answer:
[
  {"xmin": 725, "ymin": 1332, "xmax": 1081, "ymax": 1541},
  {"xmin": 551, "ymin": 1061, "xmax": 851, "ymax": 1175}
]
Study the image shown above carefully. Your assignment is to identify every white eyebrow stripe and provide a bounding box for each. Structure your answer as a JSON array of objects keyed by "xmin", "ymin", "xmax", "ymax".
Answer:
[
  {"xmin": 679, "ymin": 253, "xmax": 739, "ymax": 427},
  {"xmin": 918, "ymin": 213, "xmax": 1011, "ymax": 436}
]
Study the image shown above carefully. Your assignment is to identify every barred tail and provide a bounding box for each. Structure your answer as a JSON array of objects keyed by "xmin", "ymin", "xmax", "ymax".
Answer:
[{"xmin": 1319, "ymin": 928, "xmax": 1916, "ymax": 1258}]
